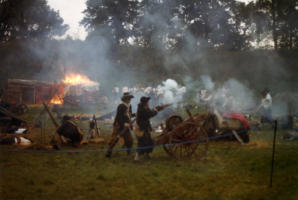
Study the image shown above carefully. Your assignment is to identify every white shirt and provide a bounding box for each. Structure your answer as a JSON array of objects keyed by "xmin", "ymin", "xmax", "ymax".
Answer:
[
  {"xmin": 14, "ymin": 137, "xmax": 32, "ymax": 145},
  {"xmin": 122, "ymin": 86, "xmax": 128, "ymax": 93},
  {"xmin": 113, "ymin": 87, "xmax": 119, "ymax": 93},
  {"xmin": 262, "ymin": 93, "xmax": 272, "ymax": 109}
]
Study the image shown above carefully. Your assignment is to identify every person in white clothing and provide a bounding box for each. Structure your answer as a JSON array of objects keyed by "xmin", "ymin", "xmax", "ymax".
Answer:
[
  {"xmin": 260, "ymin": 89, "xmax": 273, "ymax": 125},
  {"xmin": 112, "ymin": 85, "xmax": 120, "ymax": 103}
]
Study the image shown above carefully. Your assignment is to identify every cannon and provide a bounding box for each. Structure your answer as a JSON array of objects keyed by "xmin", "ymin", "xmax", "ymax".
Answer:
[
  {"xmin": 155, "ymin": 109, "xmax": 250, "ymax": 160},
  {"xmin": 155, "ymin": 110, "xmax": 218, "ymax": 160}
]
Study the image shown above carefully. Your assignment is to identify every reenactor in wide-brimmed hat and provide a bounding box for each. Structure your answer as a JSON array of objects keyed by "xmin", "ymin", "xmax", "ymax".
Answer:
[
  {"xmin": 106, "ymin": 92, "xmax": 135, "ymax": 158},
  {"xmin": 134, "ymin": 96, "xmax": 165, "ymax": 161}
]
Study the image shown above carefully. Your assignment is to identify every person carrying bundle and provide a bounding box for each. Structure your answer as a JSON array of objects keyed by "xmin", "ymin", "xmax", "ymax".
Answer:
[{"xmin": 106, "ymin": 92, "xmax": 135, "ymax": 158}]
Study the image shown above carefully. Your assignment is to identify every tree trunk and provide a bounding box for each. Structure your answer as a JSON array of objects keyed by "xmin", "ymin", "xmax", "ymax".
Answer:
[{"xmin": 271, "ymin": 0, "xmax": 278, "ymax": 50}]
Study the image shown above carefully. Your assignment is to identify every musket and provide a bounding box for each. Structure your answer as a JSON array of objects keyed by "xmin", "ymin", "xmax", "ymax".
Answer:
[
  {"xmin": 93, "ymin": 114, "xmax": 100, "ymax": 137},
  {"xmin": 157, "ymin": 103, "xmax": 172, "ymax": 110},
  {"xmin": 117, "ymin": 118, "xmax": 136, "ymax": 138}
]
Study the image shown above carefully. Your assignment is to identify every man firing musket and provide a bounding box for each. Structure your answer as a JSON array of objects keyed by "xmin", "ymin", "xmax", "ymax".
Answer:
[
  {"xmin": 133, "ymin": 96, "xmax": 168, "ymax": 161},
  {"xmin": 106, "ymin": 92, "xmax": 135, "ymax": 158}
]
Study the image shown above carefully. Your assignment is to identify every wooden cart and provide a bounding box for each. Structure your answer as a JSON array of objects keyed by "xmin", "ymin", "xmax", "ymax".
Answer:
[
  {"xmin": 155, "ymin": 109, "xmax": 250, "ymax": 160},
  {"xmin": 155, "ymin": 110, "xmax": 218, "ymax": 160}
]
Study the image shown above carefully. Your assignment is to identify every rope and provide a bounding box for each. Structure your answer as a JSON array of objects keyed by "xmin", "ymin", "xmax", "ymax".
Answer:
[{"xmin": 0, "ymin": 130, "xmax": 248, "ymax": 153}]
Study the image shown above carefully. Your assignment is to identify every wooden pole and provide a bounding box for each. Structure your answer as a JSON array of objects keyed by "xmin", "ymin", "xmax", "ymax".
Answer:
[
  {"xmin": 93, "ymin": 114, "xmax": 100, "ymax": 137},
  {"xmin": 42, "ymin": 102, "xmax": 59, "ymax": 128},
  {"xmin": 270, "ymin": 120, "xmax": 278, "ymax": 188}
]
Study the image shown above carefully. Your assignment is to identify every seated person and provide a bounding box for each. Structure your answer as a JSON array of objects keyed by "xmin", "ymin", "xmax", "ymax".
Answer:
[{"xmin": 56, "ymin": 115, "xmax": 83, "ymax": 147}]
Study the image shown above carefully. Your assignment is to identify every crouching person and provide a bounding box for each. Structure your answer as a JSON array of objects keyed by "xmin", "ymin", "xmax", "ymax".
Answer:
[
  {"xmin": 56, "ymin": 115, "xmax": 83, "ymax": 148},
  {"xmin": 134, "ymin": 97, "xmax": 164, "ymax": 161}
]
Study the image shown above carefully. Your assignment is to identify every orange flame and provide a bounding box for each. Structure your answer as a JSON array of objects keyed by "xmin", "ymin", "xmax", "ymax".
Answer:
[
  {"xmin": 50, "ymin": 73, "xmax": 99, "ymax": 105},
  {"xmin": 62, "ymin": 73, "xmax": 98, "ymax": 86},
  {"xmin": 50, "ymin": 96, "xmax": 63, "ymax": 105}
]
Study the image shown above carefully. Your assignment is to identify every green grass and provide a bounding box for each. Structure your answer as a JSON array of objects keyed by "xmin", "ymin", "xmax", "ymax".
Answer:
[{"xmin": 0, "ymin": 106, "xmax": 298, "ymax": 200}]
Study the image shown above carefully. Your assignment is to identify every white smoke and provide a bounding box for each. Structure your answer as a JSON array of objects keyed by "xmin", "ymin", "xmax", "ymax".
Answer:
[
  {"xmin": 199, "ymin": 75, "xmax": 256, "ymax": 113},
  {"xmin": 200, "ymin": 75, "xmax": 215, "ymax": 90},
  {"xmin": 157, "ymin": 79, "xmax": 186, "ymax": 105}
]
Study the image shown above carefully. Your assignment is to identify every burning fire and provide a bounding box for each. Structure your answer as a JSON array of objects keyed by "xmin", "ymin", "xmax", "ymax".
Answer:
[
  {"xmin": 50, "ymin": 73, "xmax": 99, "ymax": 105},
  {"xmin": 62, "ymin": 73, "xmax": 98, "ymax": 86},
  {"xmin": 50, "ymin": 96, "xmax": 63, "ymax": 105}
]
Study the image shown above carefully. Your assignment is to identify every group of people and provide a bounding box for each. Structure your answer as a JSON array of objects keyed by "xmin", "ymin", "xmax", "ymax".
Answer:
[
  {"xmin": 19, "ymin": 91, "xmax": 165, "ymax": 158},
  {"xmin": 198, "ymin": 88, "xmax": 239, "ymax": 114},
  {"xmin": 106, "ymin": 92, "xmax": 165, "ymax": 160},
  {"xmin": 112, "ymin": 85, "xmax": 165, "ymax": 106},
  {"xmin": 198, "ymin": 87, "xmax": 274, "ymax": 126}
]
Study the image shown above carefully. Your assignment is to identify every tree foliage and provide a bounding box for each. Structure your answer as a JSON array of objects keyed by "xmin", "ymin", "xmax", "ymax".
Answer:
[
  {"xmin": 81, "ymin": 0, "xmax": 298, "ymax": 50},
  {"xmin": 251, "ymin": 0, "xmax": 298, "ymax": 49},
  {"xmin": 0, "ymin": 0, "xmax": 68, "ymax": 42}
]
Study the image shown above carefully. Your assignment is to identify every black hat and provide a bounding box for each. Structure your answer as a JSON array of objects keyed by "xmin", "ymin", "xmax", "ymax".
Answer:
[
  {"xmin": 121, "ymin": 92, "xmax": 134, "ymax": 101},
  {"xmin": 140, "ymin": 96, "xmax": 150, "ymax": 103},
  {"xmin": 62, "ymin": 115, "xmax": 72, "ymax": 122},
  {"xmin": 261, "ymin": 88, "xmax": 270, "ymax": 96}
]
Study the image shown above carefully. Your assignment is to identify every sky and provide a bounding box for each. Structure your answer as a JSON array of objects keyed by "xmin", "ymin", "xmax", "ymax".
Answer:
[
  {"xmin": 47, "ymin": 0, "xmax": 87, "ymax": 40},
  {"xmin": 47, "ymin": 0, "xmax": 254, "ymax": 40}
]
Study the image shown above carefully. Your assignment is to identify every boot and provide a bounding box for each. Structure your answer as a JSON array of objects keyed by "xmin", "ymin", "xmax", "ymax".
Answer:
[{"xmin": 105, "ymin": 150, "xmax": 112, "ymax": 158}]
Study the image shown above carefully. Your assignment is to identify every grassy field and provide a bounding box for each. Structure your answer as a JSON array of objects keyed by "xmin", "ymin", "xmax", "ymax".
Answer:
[{"xmin": 0, "ymin": 105, "xmax": 298, "ymax": 200}]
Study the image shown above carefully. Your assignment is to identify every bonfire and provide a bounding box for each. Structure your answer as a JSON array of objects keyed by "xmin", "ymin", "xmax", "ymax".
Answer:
[{"xmin": 50, "ymin": 73, "xmax": 100, "ymax": 105}]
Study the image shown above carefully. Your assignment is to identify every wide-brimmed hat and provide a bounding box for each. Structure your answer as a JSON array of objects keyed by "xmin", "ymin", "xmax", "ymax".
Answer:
[
  {"xmin": 121, "ymin": 92, "xmax": 134, "ymax": 101},
  {"xmin": 140, "ymin": 96, "xmax": 150, "ymax": 103}
]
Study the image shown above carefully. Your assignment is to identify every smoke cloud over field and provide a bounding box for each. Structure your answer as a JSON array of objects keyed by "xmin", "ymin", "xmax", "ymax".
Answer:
[
  {"xmin": 157, "ymin": 79, "xmax": 186, "ymax": 105},
  {"xmin": 2, "ymin": 0, "xmax": 297, "ymax": 119}
]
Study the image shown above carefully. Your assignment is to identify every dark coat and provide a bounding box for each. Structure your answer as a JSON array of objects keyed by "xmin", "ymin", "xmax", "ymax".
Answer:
[
  {"xmin": 136, "ymin": 104, "xmax": 158, "ymax": 132},
  {"xmin": 56, "ymin": 120, "xmax": 83, "ymax": 143},
  {"xmin": 113, "ymin": 103, "xmax": 133, "ymax": 130}
]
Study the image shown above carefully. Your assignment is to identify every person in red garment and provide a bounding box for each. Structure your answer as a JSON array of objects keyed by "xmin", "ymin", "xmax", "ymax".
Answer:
[{"xmin": 222, "ymin": 112, "xmax": 250, "ymax": 143}]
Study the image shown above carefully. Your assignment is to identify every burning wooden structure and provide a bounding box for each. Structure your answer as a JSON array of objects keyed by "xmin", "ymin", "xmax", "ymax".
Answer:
[
  {"xmin": 5, "ymin": 79, "xmax": 58, "ymax": 104},
  {"xmin": 4, "ymin": 74, "xmax": 100, "ymax": 105}
]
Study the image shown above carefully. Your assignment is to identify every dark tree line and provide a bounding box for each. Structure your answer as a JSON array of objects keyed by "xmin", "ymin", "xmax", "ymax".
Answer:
[
  {"xmin": 1, "ymin": 0, "xmax": 297, "ymax": 50},
  {"xmin": 0, "ymin": 0, "xmax": 297, "ymax": 91},
  {"xmin": 81, "ymin": 0, "xmax": 298, "ymax": 50}
]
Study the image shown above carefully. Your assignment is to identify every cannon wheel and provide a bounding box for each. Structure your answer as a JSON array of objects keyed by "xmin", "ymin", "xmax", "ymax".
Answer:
[
  {"xmin": 163, "ymin": 115, "xmax": 183, "ymax": 156},
  {"xmin": 165, "ymin": 115, "xmax": 183, "ymax": 131},
  {"xmin": 164, "ymin": 122, "xmax": 209, "ymax": 160},
  {"xmin": 11, "ymin": 104, "xmax": 29, "ymax": 115},
  {"xmin": 191, "ymin": 127, "xmax": 209, "ymax": 160},
  {"xmin": 17, "ymin": 104, "xmax": 29, "ymax": 114}
]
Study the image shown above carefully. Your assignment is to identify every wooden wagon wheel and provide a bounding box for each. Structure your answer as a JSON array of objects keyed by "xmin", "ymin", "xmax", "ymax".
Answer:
[
  {"xmin": 163, "ymin": 115, "xmax": 183, "ymax": 156},
  {"xmin": 163, "ymin": 122, "xmax": 197, "ymax": 159},
  {"xmin": 163, "ymin": 121, "xmax": 209, "ymax": 160},
  {"xmin": 17, "ymin": 104, "xmax": 29, "ymax": 114},
  {"xmin": 192, "ymin": 127, "xmax": 209, "ymax": 160},
  {"xmin": 165, "ymin": 115, "xmax": 183, "ymax": 131}
]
